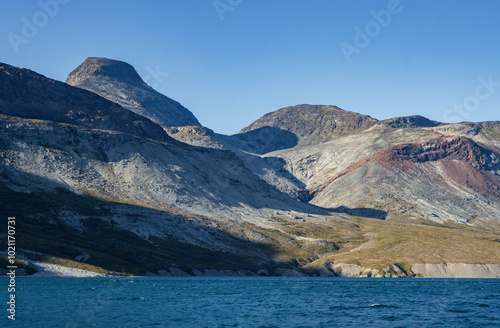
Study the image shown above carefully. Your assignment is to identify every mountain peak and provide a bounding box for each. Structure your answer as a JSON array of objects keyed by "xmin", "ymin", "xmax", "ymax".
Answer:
[
  {"xmin": 66, "ymin": 57, "xmax": 146, "ymax": 87},
  {"xmin": 239, "ymin": 104, "xmax": 378, "ymax": 146},
  {"xmin": 66, "ymin": 57, "xmax": 200, "ymax": 128},
  {"xmin": 381, "ymin": 115, "xmax": 440, "ymax": 128}
]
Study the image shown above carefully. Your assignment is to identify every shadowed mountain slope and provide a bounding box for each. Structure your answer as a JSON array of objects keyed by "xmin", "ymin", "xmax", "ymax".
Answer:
[{"xmin": 0, "ymin": 62, "xmax": 171, "ymax": 142}]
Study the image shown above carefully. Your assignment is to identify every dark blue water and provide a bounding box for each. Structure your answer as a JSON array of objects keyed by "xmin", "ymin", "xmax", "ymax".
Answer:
[{"xmin": 2, "ymin": 277, "xmax": 500, "ymax": 327}]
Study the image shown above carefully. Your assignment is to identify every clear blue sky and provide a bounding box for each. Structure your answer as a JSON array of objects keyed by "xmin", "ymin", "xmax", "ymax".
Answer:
[{"xmin": 2, "ymin": 0, "xmax": 500, "ymax": 134}]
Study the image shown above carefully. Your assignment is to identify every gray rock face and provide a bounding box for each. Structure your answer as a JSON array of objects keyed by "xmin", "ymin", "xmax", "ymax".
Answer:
[
  {"xmin": 0, "ymin": 116, "xmax": 318, "ymax": 224},
  {"xmin": 0, "ymin": 62, "xmax": 171, "ymax": 143},
  {"xmin": 66, "ymin": 57, "xmax": 200, "ymax": 128},
  {"xmin": 0, "ymin": 114, "xmax": 321, "ymax": 275}
]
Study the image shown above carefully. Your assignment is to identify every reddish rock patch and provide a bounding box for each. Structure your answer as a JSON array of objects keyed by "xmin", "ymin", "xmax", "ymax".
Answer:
[
  {"xmin": 372, "ymin": 136, "xmax": 493, "ymax": 170},
  {"xmin": 441, "ymin": 159, "xmax": 500, "ymax": 197}
]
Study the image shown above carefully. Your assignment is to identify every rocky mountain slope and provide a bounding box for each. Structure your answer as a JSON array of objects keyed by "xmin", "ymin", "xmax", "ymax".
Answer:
[
  {"xmin": 0, "ymin": 60, "xmax": 499, "ymax": 277},
  {"xmin": 66, "ymin": 57, "xmax": 200, "ymax": 128},
  {"xmin": 311, "ymin": 135, "xmax": 500, "ymax": 223},
  {"xmin": 267, "ymin": 119, "xmax": 500, "ymax": 223},
  {"xmin": 65, "ymin": 58, "xmax": 308, "ymax": 201},
  {"xmin": 0, "ymin": 63, "xmax": 331, "ymax": 275}
]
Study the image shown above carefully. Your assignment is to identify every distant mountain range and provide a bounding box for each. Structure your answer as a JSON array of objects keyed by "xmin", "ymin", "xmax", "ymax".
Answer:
[{"xmin": 1, "ymin": 58, "xmax": 499, "ymax": 278}]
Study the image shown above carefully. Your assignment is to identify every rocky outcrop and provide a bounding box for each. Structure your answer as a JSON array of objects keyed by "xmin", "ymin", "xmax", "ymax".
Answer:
[
  {"xmin": 312, "ymin": 263, "xmax": 500, "ymax": 278},
  {"xmin": 66, "ymin": 57, "xmax": 200, "ymax": 128},
  {"xmin": 0, "ymin": 115, "xmax": 319, "ymax": 223},
  {"xmin": 372, "ymin": 136, "xmax": 499, "ymax": 171}
]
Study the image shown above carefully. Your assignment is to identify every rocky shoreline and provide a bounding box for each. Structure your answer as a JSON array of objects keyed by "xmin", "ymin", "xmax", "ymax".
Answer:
[
  {"xmin": 150, "ymin": 263, "xmax": 500, "ymax": 278},
  {"xmin": 4, "ymin": 262, "xmax": 499, "ymax": 278}
]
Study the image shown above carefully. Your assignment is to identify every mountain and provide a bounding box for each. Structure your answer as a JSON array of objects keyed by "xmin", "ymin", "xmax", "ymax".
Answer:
[
  {"xmin": 0, "ymin": 60, "xmax": 499, "ymax": 278},
  {"xmin": 66, "ymin": 57, "xmax": 200, "ymax": 128},
  {"xmin": 0, "ymin": 62, "xmax": 333, "ymax": 276},
  {"xmin": 263, "ymin": 112, "xmax": 500, "ymax": 223},
  {"xmin": 64, "ymin": 58, "xmax": 310, "ymax": 201},
  {"xmin": 381, "ymin": 115, "xmax": 440, "ymax": 128},
  {"xmin": 0, "ymin": 113, "xmax": 321, "ymax": 275},
  {"xmin": 239, "ymin": 104, "xmax": 379, "ymax": 146}
]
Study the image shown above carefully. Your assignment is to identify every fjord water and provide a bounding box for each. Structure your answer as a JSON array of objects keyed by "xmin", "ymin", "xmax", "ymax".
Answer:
[{"xmin": 4, "ymin": 277, "xmax": 500, "ymax": 327}]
